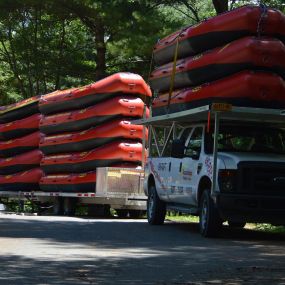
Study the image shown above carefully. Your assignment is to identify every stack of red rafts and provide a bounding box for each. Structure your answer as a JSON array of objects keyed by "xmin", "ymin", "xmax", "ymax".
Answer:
[
  {"xmin": 39, "ymin": 73, "xmax": 151, "ymax": 192},
  {"xmin": 0, "ymin": 96, "xmax": 43, "ymax": 191},
  {"xmin": 150, "ymin": 5, "xmax": 285, "ymax": 116}
]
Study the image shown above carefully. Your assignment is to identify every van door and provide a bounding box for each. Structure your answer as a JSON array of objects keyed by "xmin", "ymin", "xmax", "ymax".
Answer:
[
  {"xmin": 149, "ymin": 126, "xmax": 176, "ymax": 202},
  {"xmin": 167, "ymin": 127, "xmax": 192, "ymax": 203},
  {"xmin": 169, "ymin": 126, "xmax": 204, "ymax": 205}
]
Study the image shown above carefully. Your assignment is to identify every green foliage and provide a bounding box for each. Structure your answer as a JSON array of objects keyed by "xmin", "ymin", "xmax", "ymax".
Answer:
[
  {"xmin": 252, "ymin": 223, "xmax": 285, "ymax": 234},
  {"xmin": 5, "ymin": 200, "xmax": 38, "ymax": 213},
  {"xmin": 0, "ymin": 0, "xmax": 283, "ymax": 103}
]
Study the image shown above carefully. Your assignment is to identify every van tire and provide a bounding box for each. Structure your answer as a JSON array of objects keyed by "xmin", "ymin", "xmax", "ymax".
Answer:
[
  {"xmin": 199, "ymin": 190, "xmax": 222, "ymax": 237},
  {"xmin": 147, "ymin": 185, "xmax": 166, "ymax": 225},
  {"xmin": 228, "ymin": 221, "xmax": 246, "ymax": 228}
]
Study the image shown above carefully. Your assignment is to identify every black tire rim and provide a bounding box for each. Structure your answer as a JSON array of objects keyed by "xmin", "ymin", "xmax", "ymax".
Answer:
[
  {"xmin": 148, "ymin": 192, "xmax": 155, "ymax": 220},
  {"xmin": 201, "ymin": 198, "xmax": 208, "ymax": 232}
]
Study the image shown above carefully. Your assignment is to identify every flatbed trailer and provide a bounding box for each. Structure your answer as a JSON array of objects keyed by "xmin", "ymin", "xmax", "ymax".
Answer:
[{"xmin": 0, "ymin": 167, "xmax": 146, "ymax": 217}]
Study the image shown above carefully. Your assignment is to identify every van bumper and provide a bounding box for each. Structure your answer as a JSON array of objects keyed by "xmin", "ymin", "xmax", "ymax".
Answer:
[{"xmin": 216, "ymin": 193, "xmax": 285, "ymax": 224}]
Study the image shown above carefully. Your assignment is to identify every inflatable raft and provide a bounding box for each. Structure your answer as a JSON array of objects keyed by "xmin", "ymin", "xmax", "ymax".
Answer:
[
  {"xmin": 0, "ymin": 168, "xmax": 43, "ymax": 191},
  {"xmin": 154, "ymin": 5, "xmax": 285, "ymax": 65},
  {"xmin": 40, "ymin": 97, "xmax": 149, "ymax": 135},
  {"xmin": 40, "ymin": 119, "xmax": 147, "ymax": 155},
  {"xmin": 40, "ymin": 172, "xmax": 97, "ymax": 192},
  {"xmin": 39, "ymin": 163, "xmax": 138, "ymax": 192},
  {"xmin": 0, "ymin": 96, "xmax": 39, "ymax": 123},
  {"xmin": 41, "ymin": 141, "xmax": 144, "ymax": 174},
  {"xmin": 39, "ymin": 73, "xmax": 152, "ymax": 115},
  {"xmin": 0, "ymin": 113, "xmax": 41, "ymax": 140},
  {"xmin": 150, "ymin": 37, "xmax": 285, "ymax": 92},
  {"xmin": 0, "ymin": 149, "xmax": 43, "ymax": 175},
  {"xmin": 152, "ymin": 71, "xmax": 285, "ymax": 116},
  {"xmin": 0, "ymin": 131, "xmax": 41, "ymax": 157}
]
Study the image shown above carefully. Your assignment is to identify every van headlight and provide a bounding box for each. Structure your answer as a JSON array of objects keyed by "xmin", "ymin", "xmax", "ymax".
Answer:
[{"xmin": 218, "ymin": 170, "xmax": 237, "ymax": 192}]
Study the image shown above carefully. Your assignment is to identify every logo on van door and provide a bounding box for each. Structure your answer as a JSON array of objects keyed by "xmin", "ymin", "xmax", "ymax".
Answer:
[
  {"xmin": 158, "ymin": 162, "xmax": 167, "ymax": 171},
  {"xmin": 183, "ymin": 170, "xmax": 192, "ymax": 181},
  {"xmin": 205, "ymin": 157, "xmax": 213, "ymax": 176}
]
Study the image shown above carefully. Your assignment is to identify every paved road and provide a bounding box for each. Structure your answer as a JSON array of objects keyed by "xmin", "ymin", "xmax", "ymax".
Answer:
[{"xmin": 0, "ymin": 213, "xmax": 284, "ymax": 285}]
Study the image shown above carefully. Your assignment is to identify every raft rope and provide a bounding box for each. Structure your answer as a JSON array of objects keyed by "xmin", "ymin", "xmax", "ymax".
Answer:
[
  {"xmin": 147, "ymin": 42, "xmax": 158, "ymax": 109},
  {"xmin": 167, "ymin": 37, "xmax": 180, "ymax": 112},
  {"xmin": 147, "ymin": 49, "xmax": 155, "ymax": 85},
  {"xmin": 257, "ymin": 3, "xmax": 268, "ymax": 38},
  {"xmin": 152, "ymin": 27, "xmax": 188, "ymax": 111}
]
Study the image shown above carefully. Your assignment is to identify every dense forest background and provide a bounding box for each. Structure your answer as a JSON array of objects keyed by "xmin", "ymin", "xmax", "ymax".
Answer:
[{"xmin": 0, "ymin": 0, "xmax": 284, "ymax": 104}]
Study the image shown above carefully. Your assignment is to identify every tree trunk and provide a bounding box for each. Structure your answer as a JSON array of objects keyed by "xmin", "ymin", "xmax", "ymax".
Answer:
[
  {"xmin": 55, "ymin": 19, "xmax": 66, "ymax": 90},
  {"xmin": 94, "ymin": 23, "xmax": 106, "ymax": 81},
  {"xmin": 212, "ymin": 0, "xmax": 228, "ymax": 14}
]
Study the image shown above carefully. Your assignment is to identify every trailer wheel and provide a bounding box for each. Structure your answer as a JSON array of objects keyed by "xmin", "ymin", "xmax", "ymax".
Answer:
[
  {"xmin": 63, "ymin": 198, "xmax": 77, "ymax": 216},
  {"xmin": 228, "ymin": 221, "xmax": 246, "ymax": 228},
  {"xmin": 88, "ymin": 205, "xmax": 110, "ymax": 217},
  {"xmin": 199, "ymin": 190, "xmax": 222, "ymax": 237},
  {"xmin": 116, "ymin": 209, "xmax": 129, "ymax": 218},
  {"xmin": 147, "ymin": 184, "xmax": 166, "ymax": 225},
  {"xmin": 129, "ymin": 210, "xmax": 144, "ymax": 219},
  {"xmin": 53, "ymin": 197, "xmax": 64, "ymax": 216}
]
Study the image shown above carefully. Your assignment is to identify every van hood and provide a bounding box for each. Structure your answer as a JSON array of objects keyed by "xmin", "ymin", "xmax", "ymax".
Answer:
[{"xmin": 218, "ymin": 152, "xmax": 285, "ymax": 169}]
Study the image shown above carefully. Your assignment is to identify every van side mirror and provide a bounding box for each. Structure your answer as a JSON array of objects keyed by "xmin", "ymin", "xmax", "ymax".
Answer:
[{"xmin": 171, "ymin": 139, "xmax": 185, "ymax": 158}]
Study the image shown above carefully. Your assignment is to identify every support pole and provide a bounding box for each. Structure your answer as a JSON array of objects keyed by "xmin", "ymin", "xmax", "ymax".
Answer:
[
  {"xmin": 142, "ymin": 105, "xmax": 147, "ymax": 168},
  {"xmin": 211, "ymin": 112, "xmax": 220, "ymax": 196}
]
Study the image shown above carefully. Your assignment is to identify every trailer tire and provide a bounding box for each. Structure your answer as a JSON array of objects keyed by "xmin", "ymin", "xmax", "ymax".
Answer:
[
  {"xmin": 63, "ymin": 198, "xmax": 77, "ymax": 216},
  {"xmin": 116, "ymin": 209, "xmax": 129, "ymax": 218},
  {"xmin": 199, "ymin": 190, "xmax": 222, "ymax": 237},
  {"xmin": 129, "ymin": 210, "xmax": 144, "ymax": 219},
  {"xmin": 147, "ymin": 184, "xmax": 166, "ymax": 225},
  {"xmin": 53, "ymin": 197, "xmax": 64, "ymax": 216},
  {"xmin": 88, "ymin": 205, "xmax": 110, "ymax": 217}
]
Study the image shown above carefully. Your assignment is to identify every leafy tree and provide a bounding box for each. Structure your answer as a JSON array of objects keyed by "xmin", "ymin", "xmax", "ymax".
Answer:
[
  {"xmin": 0, "ymin": 0, "xmax": 184, "ymax": 103},
  {"xmin": 0, "ymin": 0, "xmax": 284, "ymax": 104}
]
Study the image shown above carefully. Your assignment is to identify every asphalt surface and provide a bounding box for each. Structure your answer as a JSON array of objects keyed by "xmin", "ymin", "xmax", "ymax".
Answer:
[{"xmin": 0, "ymin": 213, "xmax": 284, "ymax": 285}]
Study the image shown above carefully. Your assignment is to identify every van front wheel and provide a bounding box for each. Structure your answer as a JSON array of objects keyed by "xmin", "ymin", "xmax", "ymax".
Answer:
[
  {"xmin": 199, "ymin": 190, "xmax": 222, "ymax": 237},
  {"xmin": 147, "ymin": 185, "xmax": 166, "ymax": 225}
]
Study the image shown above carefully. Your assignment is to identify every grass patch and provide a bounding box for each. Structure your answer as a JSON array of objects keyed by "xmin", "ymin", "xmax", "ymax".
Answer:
[
  {"xmin": 166, "ymin": 212, "xmax": 285, "ymax": 234},
  {"xmin": 166, "ymin": 212, "xmax": 198, "ymax": 223},
  {"xmin": 246, "ymin": 223, "xmax": 285, "ymax": 234}
]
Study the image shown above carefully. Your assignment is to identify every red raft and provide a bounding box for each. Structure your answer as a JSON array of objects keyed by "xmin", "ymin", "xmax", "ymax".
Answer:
[
  {"xmin": 0, "ymin": 114, "xmax": 41, "ymax": 140},
  {"xmin": 40, "ymin": 97, "xmax": 149, "ymax": 135},
  {"xmin": 0, "ymin": 131, "xmax": 41, "ymax": 157},
  {"xmin": 0, "ymin": 168, "xmax": 43, "ymax": 191},
  {"xmin": 154, "ymin": 5, "xmax": 285, "ymax": 65},
  {"xmin": 40, "ymin": 119, "xmax": 148, "ymax": 155},
  {"xmin": 39, "ymin": 73, "xmax": 152, "ymax": 115},
  {"xmin": 152, "ymin": 71, "xmax": 285, "ymax": 116},
  {"xmin": 39, "ymin": 163, "xmax": 138, "ymax": 192},
  {"xmin": 0, "ymin": 149, "xmax": 43, "ymax": 175},
  {"xmin": 41, "ymin": 141, "xmax": 144, "ymax": 174},
  {"xmin": 0, "ymin": 96, "xmax": 39, "ymax": 123},
  {"xmin": 150, "ymin": 37, "xmax": 285, "ymax": 93},
  {"xmin": 40, "ymin": 172, "xmax": 97, "ymax": 192}
]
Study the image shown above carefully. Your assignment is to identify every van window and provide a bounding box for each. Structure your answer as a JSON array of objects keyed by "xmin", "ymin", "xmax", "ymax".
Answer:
[
  {"xmin": 185, "ymin": 127, "xmax": 203, "ymax": 157},
  {"xmin": 205, "ymin": 125, "xmax": 285, "ymax": 154}
]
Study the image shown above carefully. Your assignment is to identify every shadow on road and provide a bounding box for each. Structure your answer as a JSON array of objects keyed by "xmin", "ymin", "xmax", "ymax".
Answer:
[{"xmin": 0, "ymin": 216, "xmax": 284, "ymax": 285}]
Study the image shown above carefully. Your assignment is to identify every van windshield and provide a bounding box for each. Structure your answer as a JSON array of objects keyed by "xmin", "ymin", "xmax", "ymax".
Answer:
[{"xmin": 205, "ymin": 126, "xmax": 285, "ymax": 155}]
